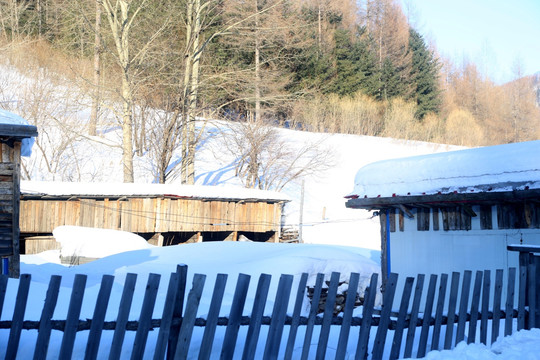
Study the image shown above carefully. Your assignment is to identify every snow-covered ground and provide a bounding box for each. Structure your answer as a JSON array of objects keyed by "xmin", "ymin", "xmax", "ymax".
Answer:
[{"xmin": 3, "ymin": 231, "xmax": 539, "ymax": 359}]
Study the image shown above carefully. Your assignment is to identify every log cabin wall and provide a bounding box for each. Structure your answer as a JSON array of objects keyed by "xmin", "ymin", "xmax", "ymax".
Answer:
[
  {"xmin": 19, "ymin": 197, "xmax": 283, "ymax": 236},
  {"xmin": 0, "ymin": 141, "xmax": 21, "ymax": 277}
]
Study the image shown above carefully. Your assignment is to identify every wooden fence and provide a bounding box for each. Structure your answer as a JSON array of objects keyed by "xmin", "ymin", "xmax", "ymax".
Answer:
[{"xmin": 0, "ymin": 262, "xmax": 536, "ymax": 359}]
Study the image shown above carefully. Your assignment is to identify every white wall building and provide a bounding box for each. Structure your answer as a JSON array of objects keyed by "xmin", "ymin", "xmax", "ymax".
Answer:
[{"xmin": 345, "ymin": 141, "xmax": 540, "ymax": 286}]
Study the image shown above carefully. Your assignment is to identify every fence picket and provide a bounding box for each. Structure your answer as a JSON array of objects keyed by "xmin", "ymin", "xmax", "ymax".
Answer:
[
  {"xmin": 220, "ymin": 273, "xmax": 250, "ymax": 359},
  {"xmin": 59, "ymin": 274, "xmax": 87, "ymax": 360},
  {"xmin": 517, "ymin": 254, "xmax": 527, "ymax": 330},
  {"xmin": 404, "ymin": 274, "xmax": 425, "ymax": 359},
  {"xmin": 527, "ymin": 256, "xmax": 536, "ymax": 329},
  {"xmin": 85, "ymin": 274, "xmax": 115, "ymax": 360},
  {"xmin": 200, "ymin": 274, "xmax": 229, "ymax": 360},
  {"xmin": 417, "ymin": 274, "xmax": 437, "ymax": 358},
  {"xmin": 153, "ymin": 272, "xmax": 181, "ymax": 360},
  {"xmin": 372, "ymin": 272, "xmax": 398, "ymax": 359},
  {"xmin": 131, "ymin": 273, "xmax": 161, "ymax": 360},
  {"xmin": 0, "ymin": 274, "xmax": 7, "ymax": 319},
  {"xmin": 505, "ymin": 268, "xmax": 516, "ymax": 336},
  {"xmin": 33, "ymin": 275, "xmax": 62, "ymax": 360},
  {"xmin": 301, "ymin": 273, "xmax": 324, "ymax": 360},
  {"xmin": 175, "ymin": 273, "xmax": 206, "ymax": 360},
  {"xmin": 264, "ymin": 274, "xmax": 294, "ymax": 360},
  {"xmin": 315, "ymin": 272, "xmax": 341, "ymax": 360},
  {"xmin": 355, "ymin": 273, "xmax": 378, "ymax": 360},
  {"xmin": 389, "ymin": 276, "xmax": 414, "ymax": 360},
  {"xmin": 6, "ymin": 273, "xmax": 31, "ymax": 359},
  {"xmin": 284, "ymin": 273, "xmax": 308, "ymax": 360},
  {"xmin": 467, "ymin": 271, "xmax": 483, "ymax": 344},
  {"xmin": 491, "ymin": 269, "xmax": 504, "ymax": 344},
  {"xmin": 456, "ymin": 270, "xmax": 472, "ymax": 345},
  {"xmin": 167, "ymin": 265, "xmax": 188, "ymax": 360},
  {"xmin": 480, "ymin": 270, "xmax": 491, "ymax": 345},
  {"xmin": 109, "ymin": 273, "xmax": 138, "ymax": 360},
  {"xmin": 242, "ymin": 273, "xmax": 271, "ymax": 360},
  {"xmin": 431, "ymin": 273, "xmax": 448, "ymax": 351},
  {"xmin": 444, "ymin": 272, "xmax": 460, "ymax": 350},
  {"xmin": 335, "ymin": 272, "xmax": 360, "ymax": 360}
]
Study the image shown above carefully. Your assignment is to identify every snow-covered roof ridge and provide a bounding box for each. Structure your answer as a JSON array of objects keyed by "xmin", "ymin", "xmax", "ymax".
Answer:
[
  {"xmin": 21, "ymin": 180, "xmax": 291, "ymax": 202},
  {"xmin": 349, "ymin": 140, "xmax": 540, "ymax": 199}
]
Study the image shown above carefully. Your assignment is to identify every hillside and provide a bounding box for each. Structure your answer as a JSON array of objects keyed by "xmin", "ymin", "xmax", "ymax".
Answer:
[{"xmin": 0, "ymin": 62, "xmax": 460, "ymax": 251}]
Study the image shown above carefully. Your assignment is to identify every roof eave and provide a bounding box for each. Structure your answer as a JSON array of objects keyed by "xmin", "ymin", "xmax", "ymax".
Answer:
[
  {"xmin": 0, "ymin": 123, "xmax": 38, "ymax": 138},
  {"xmin": 345, "ymin": 188, "xmax": 540, "ymax": 210}
]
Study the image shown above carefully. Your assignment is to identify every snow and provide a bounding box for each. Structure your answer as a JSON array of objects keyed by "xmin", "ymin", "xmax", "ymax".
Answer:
[
  {"xmin": 0, "ymin": 108, "xmax": 35, "ymax": 156},
  {"xmin": 350, "ymin": 140, "xmax": 540, "ymax": 199},
  {"xmin": 53, "ymin": 226, "xmax": 154, "ymax": 259},
  {"xmin": 2, "ymin": 238, "xmax": 381, "ymax": 359},
  {"xmin": 416, "ymin": 329, "xmax": 540, "ymax": 360},
  {"xmin": 21, "ymin": 180, "xmax": 291, "ymax": 202},
  {"xmin": 3, "ymin": 234, "xmax": 538, "ymax": 359}
]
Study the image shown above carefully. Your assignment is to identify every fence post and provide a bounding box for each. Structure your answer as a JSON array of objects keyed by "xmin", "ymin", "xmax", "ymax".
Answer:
[
  {"xmin": 109, "ymin": 273, "xmax": 138, "ymax": 360},
  {"xmin": 200, "ymin": 273, "xmax": 229, "ymax": 360},
  {"xmin": 6, "ymin": 273, "xmax": 31, "ymax": 359},
  {"xmin": 335, "ymin": 272, "xmax": 360, "ymax": 360},
  {"xmin": 372, "ymin": 272, "xmax": 398, "ymax": 359},
  {"xmin": 242, "ymin": 273, "xmax": 271, "ymax": 360},
  {"xmin": 220, "ymin": 273, "xmax": 250, "ymax": 359},
  {"xmin": 59, "ymin": 274, "xmax": 88, "ymax": 360},
  {"xmin": 167, "ymin": 264, "xmax": 188, "ymax": 360},
  {"xmin": 33, "ymin": 275, "xmax": 62, "ymax": 360}
]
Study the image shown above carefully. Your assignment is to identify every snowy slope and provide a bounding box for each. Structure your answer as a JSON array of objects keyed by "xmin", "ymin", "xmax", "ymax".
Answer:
[{"xmin": 0, "ymin": 62, "xmax": 458, "ymax": 250}]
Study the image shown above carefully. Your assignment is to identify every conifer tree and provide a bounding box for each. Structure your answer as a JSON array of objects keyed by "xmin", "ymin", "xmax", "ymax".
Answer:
[{"xmin": 408, "ymin": 28, "xmax": 441, "ymax": 119}]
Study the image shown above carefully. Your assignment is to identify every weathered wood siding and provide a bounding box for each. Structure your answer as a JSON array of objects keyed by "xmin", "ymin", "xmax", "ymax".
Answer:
[
  {"xmin": 0, "ymin": 162, "xmax": 15, "ymax": 256},
  {"xmin": 19, "ymin": 198, "xmax": 283, "ymax": 234}
]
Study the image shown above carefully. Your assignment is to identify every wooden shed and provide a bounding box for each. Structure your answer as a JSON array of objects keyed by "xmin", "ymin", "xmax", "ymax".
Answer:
[
  {"xmin": 345, "ymin": 141, "xmax": 540, "ymax": 288},
  {"xmin": 20, "ymin": 181, "xmax": 290, "ymax": 252},
  {"xmin": 0, "ymin": 110, "xmax": 38, "ymax": 277}
]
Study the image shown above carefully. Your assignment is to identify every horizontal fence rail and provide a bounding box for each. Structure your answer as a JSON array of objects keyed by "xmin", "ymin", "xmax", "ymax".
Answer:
[{"xmin": 0, "ymin": 262, "xmax": 536, "ymax": 359}]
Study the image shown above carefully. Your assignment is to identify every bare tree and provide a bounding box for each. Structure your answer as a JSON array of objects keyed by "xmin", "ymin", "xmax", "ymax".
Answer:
[
  {"xmin": 215, "ymin": 118, "xmax": 334, "ymax": 191},
  {"xmin": 98, "ymin": 0, "xmax": 168, "ymax": 182}
]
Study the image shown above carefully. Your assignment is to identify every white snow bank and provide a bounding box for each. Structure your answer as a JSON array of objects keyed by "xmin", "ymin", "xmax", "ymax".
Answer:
[
  {"xmin": 21, "ymin": 180, "xmax": 290, "ymax": 202},
  {"xmin": 351, "ymin": 140, "xmax": 540, "ymax": 199},
  {"xmin": 0, "ymin": 108, "xmax": 36, "ymax": 156},
  {"xmin": 415, "ymin": 328, "xmax": 540, "ymax": 360},
  {"xmin": 52, "ymin": 226, "xmax": 153, "ymax": 259}
]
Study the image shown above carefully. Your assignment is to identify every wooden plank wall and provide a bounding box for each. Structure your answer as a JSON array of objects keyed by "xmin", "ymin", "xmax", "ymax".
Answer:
[
  {"xmin": 20, "ymin": 198, "xmax": 283, "ymax": 234},
  {"xmin": 0, "ymin": 162, "xmax": 14, "ymax": 256}
]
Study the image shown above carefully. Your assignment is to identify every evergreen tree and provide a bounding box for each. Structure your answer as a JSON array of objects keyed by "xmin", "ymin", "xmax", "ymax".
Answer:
[
  {"xmin": 408, "ymin": 28, "xmax": 441, "ymax": 118},
  {"xmin": 327, "ymin": 27, "xmax": 380, "ymax": 97}
]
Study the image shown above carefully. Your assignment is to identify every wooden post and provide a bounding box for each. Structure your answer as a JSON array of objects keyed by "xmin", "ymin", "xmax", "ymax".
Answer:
[{"xmin": 380, "ymin": 210, "xmax": 388, "ymax": 291}]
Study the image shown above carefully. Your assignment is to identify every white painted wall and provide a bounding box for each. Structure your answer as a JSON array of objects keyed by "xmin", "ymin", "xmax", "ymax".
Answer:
[{"xmin": 387, "ymin": 205, "xmax": 540, "ymax": 310}]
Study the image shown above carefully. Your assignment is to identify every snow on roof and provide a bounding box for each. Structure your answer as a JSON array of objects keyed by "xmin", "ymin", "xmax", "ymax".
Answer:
[
  {"xmin": 348, "ymin": 140, "xmax": 540, "ymax": 199},
  {"xmin": 0, "ymin": 109, "xmax": 37, "ymax": 156},
  {"xmin": 21, "ymin": 180, "xmax": 291, "ymax": 202}
]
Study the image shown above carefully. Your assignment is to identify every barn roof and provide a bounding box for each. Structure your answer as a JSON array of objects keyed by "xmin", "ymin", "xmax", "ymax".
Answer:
[
  {"xmin": 20, "ymin": 181, "xmax": 291, "ymax": 203},
  {"xmin": 346, "ymin": 140, "xmax": 540, "ymax": 209}
]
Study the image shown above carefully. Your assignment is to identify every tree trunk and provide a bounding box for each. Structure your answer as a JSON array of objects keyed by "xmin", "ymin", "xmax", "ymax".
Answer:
[
  {"xmin": 89, "ymin": 0, "xmax": 101, "ymax": 136},
  {"xmin": 121, "ymin": 73, "xmax": 134, "ymax": 183},
  {"xmin": 254, "ymin": 0, "xmax": 261, "ymax": 122}
]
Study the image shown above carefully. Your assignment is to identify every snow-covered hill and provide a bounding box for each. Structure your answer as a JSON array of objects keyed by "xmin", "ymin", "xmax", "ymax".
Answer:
[{"xmin": 0, "ymin": 62, "xmax": 459, "ymax": 250}]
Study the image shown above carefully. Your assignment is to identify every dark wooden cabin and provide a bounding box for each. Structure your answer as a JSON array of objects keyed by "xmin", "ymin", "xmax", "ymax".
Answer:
[{"xmin": 0, "ymin": 110, "xmax": 38, "ymax": 277}]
